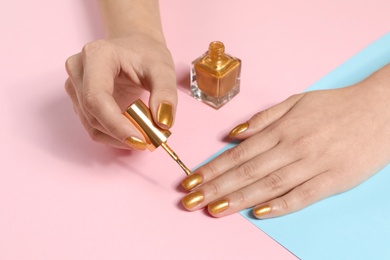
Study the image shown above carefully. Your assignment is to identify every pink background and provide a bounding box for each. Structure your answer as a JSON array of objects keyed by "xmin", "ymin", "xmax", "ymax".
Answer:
[{"xmin": 1, "ymin": 1, "xmax": 390, "ymax": 259}]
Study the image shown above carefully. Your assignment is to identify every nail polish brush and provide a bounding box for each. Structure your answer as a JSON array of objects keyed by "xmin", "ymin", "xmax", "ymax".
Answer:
[{"xmin": 123, "ymin": 99, "xmax": 192, "ymax": 176}]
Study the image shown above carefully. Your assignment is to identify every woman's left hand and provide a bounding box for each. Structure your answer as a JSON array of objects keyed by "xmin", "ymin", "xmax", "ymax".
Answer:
[{"xmin": 181, "ymin": 64, "xmax": 390, "ymax": 218}]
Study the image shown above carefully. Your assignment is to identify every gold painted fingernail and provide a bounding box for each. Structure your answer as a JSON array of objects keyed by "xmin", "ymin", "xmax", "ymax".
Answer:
[
  {"xmin": 253, "ymin": 205, "xmax": 272, "ymax": 218},
  {"xmin": 208, "ymin": 199, "xmax": 229, "ymax": 214},
  {"xmin": 157, "ymin": 103, "xmax": 173, "ymax": 128},
  {"xmin": 124, "ymin": 136, "xmax": 147, "ymax": 150},
  {"xmin": 229, "ymin": 122, "xmax": 248, "ymax": 137},
  {"xmin": 182, "ymin": 173, "xmax": 203, "ymax": 190},
  {"xmin": 182, "ymin": 191, "xmax": 204, "ymax": 209}
]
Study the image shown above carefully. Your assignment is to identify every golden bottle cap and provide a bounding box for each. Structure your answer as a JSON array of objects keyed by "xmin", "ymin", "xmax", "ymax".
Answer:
[{"xmin": 123, "ymin": 99, "xmax": 171, "ymax": 151}]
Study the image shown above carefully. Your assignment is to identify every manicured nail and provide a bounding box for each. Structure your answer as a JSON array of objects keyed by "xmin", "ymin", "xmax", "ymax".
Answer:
[
  {"xmin": 182, "ymin": 191, "xmax": 204, "ymax": 209},
  {"xmin": 229, "ymin": 122, "xmax": 249, "ymax": 137},
  {"xmin": 253, "ymin": 205, "xmax": 272, "ymax": 218},
  {"xmin": 182, "ymin": 173, "xmax": 203, "ymax": 191},
  {"xmin": 157, "ymin": 103, "xmax": 173, "ymax": 128},
  {"xmin": 208, "ymin": 199, "xmax": 229, "ymax": 214},
  {"xmin": 124, "ymin": 136, "xmax": 147, "ymax": 150}
]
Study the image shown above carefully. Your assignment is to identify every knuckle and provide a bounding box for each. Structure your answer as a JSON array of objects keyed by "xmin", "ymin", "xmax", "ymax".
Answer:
[
  {"xmin": 279, "ymin": 197, "xmax": 290, "ymax": 211},
  {"xmin": 292, "ymin": 135, "xmax": 312, "ymax": 150},
  {"xmin": 156, "ymin": 86, "xmax": 177, "ymax": 99},
  {"xmin": 203, "ymin": 163, "xmax": 219, "ymax": 179},
  {"xmin": 65, "ymin": 57, "xmax": 73, "ymax": 73},
  {"xmin": 236, "ymin": 161, "xmax": 257, "ymax": 182},
  {"xmin": 207, "ymin": 182, "xmax": 219, "ymax": 197},
  {"xmin": 224, "ymin": 145, "xmax": 246, "ymax": 164},
  {"xmin": 103, "ymin": 122, "xmax": 120, "ymax": 137},
  {"xmin": 65, "ymin": 54, "xmax": 80, "ymax": 76},
  {"xmin": 299, "ymin": 187, "xmax": 315, "ymax": 203},
  {"xmin": 64, "ymin": 78, "xmax": 73, "ymax": 94},
  {"xmin": 87, "ymin": 115, "xmax": 100, "ymax": 129},
  {"xmin": 82, "ymin": 40, "xmax": 111, "ymax": 59},
  {"xmin": 251, "ymin": 109, "xmax": 271, "ymax": 127},
  {"xmin": 235, "ymin": 191, "xmax": 247, "ymax": 205},
  {"xmin": 263, "ymin": 173, "xmax": 284, "ymax": 192},
  {"xmin": 291, "ymin": 93, "xmax": 303, "ymax": 100},
  {"xmin": 82, "ymin": 40, "xmax": 103, "ymax": 53},
  {"xmin": 82, "ymin": 93, "xmax": 99, "ymax": 113},
  {"xmin": 87, "ymin": 127, "xmax": 101, "ymax": 142}
]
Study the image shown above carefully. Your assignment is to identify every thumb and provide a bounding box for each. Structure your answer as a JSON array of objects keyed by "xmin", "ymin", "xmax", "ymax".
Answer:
[
  {"xmin": 146, "ymin": 59, "xmax": 178, "ymax": 130},
  {"xmin": 229, "ymin": 93, "xmax": 305, "ymax": 139}
]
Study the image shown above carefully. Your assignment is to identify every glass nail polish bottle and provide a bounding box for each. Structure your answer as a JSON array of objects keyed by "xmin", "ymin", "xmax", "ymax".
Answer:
[{"xmin": 191, "ymin": 41, "xmax": 241, "ymax": 109}]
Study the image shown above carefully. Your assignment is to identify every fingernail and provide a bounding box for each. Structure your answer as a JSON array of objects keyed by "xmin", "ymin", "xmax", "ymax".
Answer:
[
  {"xmin": 182, "ymin": 173, "xmax": 203, "ymax": 191},
  {"xmin": 208, "ymin": 199, "xmax": 229, "ymax": 214},
  {"xmin": 124, "ymin": 136, "xmax": 147, "ymax": 150},
  {"xmin": 182, "ymin": 191, "xmax": 204, "ymax": 209},
  {"xmin": 229, "ymin": 122, "xmax": 249, "ymax": 137},
  {"xmin": 253, "ymin": 205, "xmax": 272, "ymax": 218},
  {"xmin": 157, "ymin": 103, "xmax": 173, "ymax": 128}
]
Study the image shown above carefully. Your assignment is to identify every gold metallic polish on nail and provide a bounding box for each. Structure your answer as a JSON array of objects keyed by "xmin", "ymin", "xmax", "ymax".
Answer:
[
  {"xmin": 229, "ymin": 122, "xmax": 249, "ymax": 137},
  {"xmin": 182, "ymin": 173, "xmax": 203, "ymax": 190},
  {"xmin": 208, "ymin": 199, "xmax": 229, "ymax": 214},
  {"xmin": 124, "ymin": 137, "xmax": 147, "ymax": 150},
  {"xmin": 182, "ymin": 191, "xmax": 204, "ymax": 209},
  {"xmin": 253, "ymin": 205, "xmax": 272, "ymax": 218},
  {"xmin": 157, "ymin": 103, "xmax": 173, "ymax": 128}
]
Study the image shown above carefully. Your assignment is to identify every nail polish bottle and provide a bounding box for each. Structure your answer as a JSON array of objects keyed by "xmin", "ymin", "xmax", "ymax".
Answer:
[
  {"xmin": 191, "ymin": 41, "xmax": 241, "ymax": 109},
  {"xmin": 123, "ymin": 99, "xmax": 192, "ymax": 176}
]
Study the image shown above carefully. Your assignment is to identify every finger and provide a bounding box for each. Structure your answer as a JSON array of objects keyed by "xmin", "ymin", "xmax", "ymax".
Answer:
[
  {"xmin": 146, "ymin": 56, "xmax": 178, "ymax": 129},
  {"xmin": 205, "ymin": 159, "xmax": 321, "ymax": 217},
  {"xmin": 181, "ymin": 144, "xmax": 304, "ymax": 212},
  {"xmin": 252, "ymin": 170, "xmax": 341, "ymax": 219},
  {"xmin": 65, "ymin": 78, "xmax": 132, "ymax": 149},
  {"xmin": 81, "ymin": 41, "xmax": 145, "ymax": 143},
  {"xmin": 64, "ymin": 78, "xmax": 78, "ymax": 115},
  {"xmin": 65, "ymin": 54, "xmax": 113, "ymax": 136},
  {"xmin": 86, "ymin": 128, "xmax": 133, "ymax": 149},
  {"xmin": 181, "ymin": 129, "xmax": 280, "ymax": 191},
  {"xmin": 229, "ymin": 93, "xmax": 305, "ymax": 139},
  {"xmin": 65, "ymin": 53, "xmax": 84, "ymax": 87}
]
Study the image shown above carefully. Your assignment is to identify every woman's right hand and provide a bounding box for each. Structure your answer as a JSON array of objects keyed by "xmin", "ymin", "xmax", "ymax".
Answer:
[{"xmin": 65, "ymin": 32, "xmax": 177, "ymax": 150}]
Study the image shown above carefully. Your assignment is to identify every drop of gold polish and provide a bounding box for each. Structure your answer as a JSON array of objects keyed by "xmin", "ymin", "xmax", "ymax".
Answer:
[
  {"xmin": 182, "ymin": 173, "xmax": 203, "ymax": 190},
  {"xmin": 208, "ymin": 199, "xmax": 229, "ymax": 214},
  {"xmin": 182, "ymin": 191, "xmax": 204, "ymax": 209},
  {"xmin": 157, "ymin": 103, "xmax": 173, "ymax": 128},
  {"xmin": 229, "ymin": 122, "xmax": 249, "ymax": 137},
  {"xmin": 253, "ymin": 205, "xmax": 272, "ymax": 218},
  {"xmin": 124, "ymin": 137, "xmax": 147, "ymax": 150}
]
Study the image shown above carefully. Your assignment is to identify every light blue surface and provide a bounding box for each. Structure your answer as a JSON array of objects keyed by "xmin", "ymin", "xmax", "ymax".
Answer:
[{"xmin": 204, "ymin": 33, "xmax": 390, "ymax": 259}]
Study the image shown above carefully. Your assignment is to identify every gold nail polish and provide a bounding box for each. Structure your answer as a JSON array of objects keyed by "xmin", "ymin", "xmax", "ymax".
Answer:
[
  {"xmin": 157, "ymin": 103, "xmax": 173, "ymax": 128},
  {"xmin": 182, "ymin": 173, "xmax": 203, "ymax": 190},
  {"xmin": 208, "ymin": 199, "xmax": 229, "ymax": 214},
  {"xmin": 229, "ymin": 122, "xmax": 249, "ymax": 137},
  {"xmin": 253, "ymin": 205, "xmax": 272, "ymax": 218},
  {"xmin": 191, "ymin": 41, "xmax": 241, "ymax": 109},
  {"xmin": 123, "ymin": 99, "xmax": 192, "ymax": 175},
  {"xmin": 124, "ymin": 136, "xmax": 147, "ymax": 150},
  {"xmin": 182, "ymin": 191, "xmax": 204, "ymax": 209}
]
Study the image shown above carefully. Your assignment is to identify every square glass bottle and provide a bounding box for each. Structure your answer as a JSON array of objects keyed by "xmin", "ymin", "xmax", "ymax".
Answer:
[{"xmin": 191, "ymin": 41, "xmax": 241, "ymax": 109}]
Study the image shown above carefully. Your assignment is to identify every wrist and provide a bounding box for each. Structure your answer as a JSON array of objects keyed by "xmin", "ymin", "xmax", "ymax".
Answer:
[
  {"xmin": 98, "ymin": 0, "xmax": 165, "ymax": 43},
  {"xmin": 110, "ymin": 26, "xmax": 166, "ymax": 44}
]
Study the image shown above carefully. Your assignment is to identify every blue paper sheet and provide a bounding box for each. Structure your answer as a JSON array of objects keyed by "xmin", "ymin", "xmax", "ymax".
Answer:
[{"xmin": 204, "ymin": 33, "xmax": 390, "ymax": 259}]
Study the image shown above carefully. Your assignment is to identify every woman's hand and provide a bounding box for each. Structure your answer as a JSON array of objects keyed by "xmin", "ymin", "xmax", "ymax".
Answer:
[
  {"xmin": 181, "ymin": 64, "xmax": 390, "ymax": 218},
  {"xmin": 65, "ymin": 33, "xmax": 177, "ymax": 150},
  {"xmin": 65, "ymin": 0, "xmax": 177, "ymax": 150}
]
